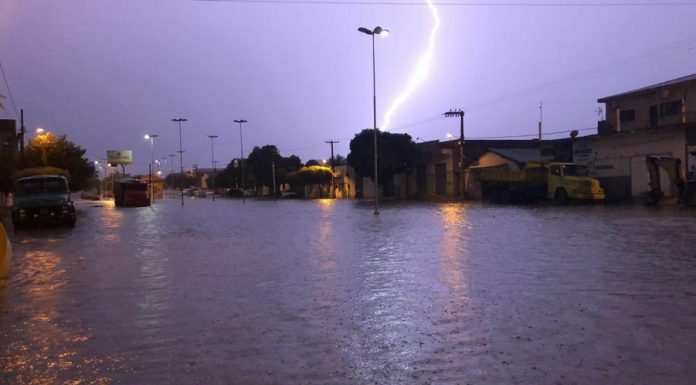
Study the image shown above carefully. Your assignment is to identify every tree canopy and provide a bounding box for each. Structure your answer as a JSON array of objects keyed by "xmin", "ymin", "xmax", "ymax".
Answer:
[
  {"xmin": 3, "ymin": 133, "xmax": 95, "ymax": 192},
  {"xmin": 215, "ymin": 145, "xmax": 303, "ymax": 191},
  {"xmin": 288, "ymin": 166, "xmax": 333, "ymax": 185},
  {"xmin": 347, "ymin": 129, "xmax": 416, "ymax": 182}
]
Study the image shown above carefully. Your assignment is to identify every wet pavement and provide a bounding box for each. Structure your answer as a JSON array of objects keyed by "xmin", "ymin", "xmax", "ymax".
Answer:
[{"xmin": 1, "ymin": 197, "xmax": 696, "ymax": 385}]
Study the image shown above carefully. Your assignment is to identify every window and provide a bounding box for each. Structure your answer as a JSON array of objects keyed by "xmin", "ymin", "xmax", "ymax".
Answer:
[
  {"xmin": 619, "ymin": 109, "xmax": 635, "ymax": 123},
  {"xmin": 562, "ymin": 165, "xmax": 589, "ymax": 177},
  {"xmin": 659, "ymin": 100, "xmax": 681, "ymax": 116},
  {"xmin": 550, "ymin": 165, "xmax": 561, "ymax": 176}
]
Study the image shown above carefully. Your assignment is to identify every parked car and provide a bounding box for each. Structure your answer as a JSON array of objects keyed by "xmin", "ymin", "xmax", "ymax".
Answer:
[
  {"xmin": 11, "ymin": 175, "xmax": 77, "ymax": 229},
  {"xmin": 281, "ymin": 191, "xmax": 297, "ymax": 199}
]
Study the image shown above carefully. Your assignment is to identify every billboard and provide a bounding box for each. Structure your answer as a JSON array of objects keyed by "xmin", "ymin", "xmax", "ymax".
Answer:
[{"xmin": 107, "ymin": 150, "xmax": 133, "ymax": 165}]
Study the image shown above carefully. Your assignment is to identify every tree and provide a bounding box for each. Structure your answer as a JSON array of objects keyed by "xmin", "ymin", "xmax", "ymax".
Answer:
[
  {"xmin": 247, "ymin": 145, "xmax": 282, "ymax": 189},
  {"xmin": 288, "ymin": 166, "xmax": 333, "ymax": 185},
  {"xmin": 347, "ymin": 129, "xmax": 416, "ymax": 189},
  {"xmin": 20, "ymin": 133, "xmax": 95, "ymax": 192},
  {"xmin": 334, "ymin": 154, "xmax": 347, "ymax": 166}
]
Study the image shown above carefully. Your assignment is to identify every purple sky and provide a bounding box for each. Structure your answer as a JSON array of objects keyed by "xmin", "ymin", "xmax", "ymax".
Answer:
[{"xmin": 1, "ymin": 0, "xmax": 695, "ymax": 174}]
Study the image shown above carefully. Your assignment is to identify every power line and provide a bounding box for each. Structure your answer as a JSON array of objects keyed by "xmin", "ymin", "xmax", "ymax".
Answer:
[
  {"xmin": 197, "ymin": 0, "xmax": 696, "ymax": 6},
  {"xmin": 0, "ymin": 59, "xmax": 19, "ymax": 118},
  {"xmin": 468, "ymin": 126, "xmax": 596, "ymax": 139}
]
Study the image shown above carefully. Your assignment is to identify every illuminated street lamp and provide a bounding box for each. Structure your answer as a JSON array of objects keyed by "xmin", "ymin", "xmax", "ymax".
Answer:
[
  {"xmin": 358, "ymin": 25, "xmax": 389, "ymax": 216},
  {"xmin": 35, "ymin": 127, "xmax": 45, "ymax": 135},
  {"xmin": 234, "ymin": 119, "xmax": 248, "ymax": 203},
  {"xmin": 144, "ymin": 134, "xmax": 159, "ymax": 204}
]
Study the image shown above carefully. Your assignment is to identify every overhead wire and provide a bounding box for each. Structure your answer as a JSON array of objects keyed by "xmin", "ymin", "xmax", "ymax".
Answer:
[
  {"xmin": 197, "ymin": 0, "xmax": 696, "ymax": 6},
  {"xmin": 0, "ymin": 59, "xmax": 19, "ymax": 118}
]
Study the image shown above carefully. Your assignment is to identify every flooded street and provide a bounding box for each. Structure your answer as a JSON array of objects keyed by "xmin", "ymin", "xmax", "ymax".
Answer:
[{"xmin": 2, "ymin": 198, "xmax": 696, "ymax": 384}]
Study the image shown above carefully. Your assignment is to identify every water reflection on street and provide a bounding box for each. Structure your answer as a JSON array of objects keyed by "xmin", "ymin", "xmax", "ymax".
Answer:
[{"xmin": 2, "ymin": 198, "xmax": 696, "ymax": 384}]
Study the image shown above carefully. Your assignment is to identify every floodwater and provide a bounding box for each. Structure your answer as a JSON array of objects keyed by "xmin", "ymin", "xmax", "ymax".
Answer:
[{"xmin": 1, "ymin": 197, "xmax": 696, "ymax": 385}]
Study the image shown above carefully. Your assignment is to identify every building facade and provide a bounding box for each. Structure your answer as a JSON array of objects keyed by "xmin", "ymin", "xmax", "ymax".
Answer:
[{"xmin": 574, "ymin": 73, "xmax": 696, "ymax": 200}]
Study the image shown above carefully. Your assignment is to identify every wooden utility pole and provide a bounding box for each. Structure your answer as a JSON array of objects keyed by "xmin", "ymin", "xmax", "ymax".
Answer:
[{"xmin": 325, "ymin": 140, "xmax": 339, "ymax": 198}]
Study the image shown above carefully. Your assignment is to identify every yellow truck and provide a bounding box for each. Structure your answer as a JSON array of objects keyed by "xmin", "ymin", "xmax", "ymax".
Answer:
[{"xmin": 479, "ymin": 162, "xmax": 605, "ymax": 203}]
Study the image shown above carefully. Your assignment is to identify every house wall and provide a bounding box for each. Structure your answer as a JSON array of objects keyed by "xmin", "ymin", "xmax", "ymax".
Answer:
[
  {"xmin": 334, "ymin": 165, "xmax": 357, "ymax": 199},
  {"xmin": 573, "ymin": 127, "xmax": 686, "ymax": 200},
  {"xmin": 475, "ymin": 153, "xmax": 523, "ymax": 170}
]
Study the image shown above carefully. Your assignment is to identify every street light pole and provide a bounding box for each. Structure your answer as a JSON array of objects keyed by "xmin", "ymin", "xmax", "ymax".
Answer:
[
  {"xmin": 172, "ymin": 118, "xmax": 187, "ymax": 206},
  {"xmin": 234, "ymin": 119, "xmax": 248, "ymax": 203},
  {"xmin": 358, "ymin": 25, "xmax": 388, "ymax": 216},
  {"xmin": 144, "ymin": 134, "xmax": 159, "ymax": 204},
  {"xmin": 444, "ymin": 109, "xmax": 465, "ymax": 198},
  {"xmin": 207, "ymin": 135, "xmax": 218, "ymax": 201}
]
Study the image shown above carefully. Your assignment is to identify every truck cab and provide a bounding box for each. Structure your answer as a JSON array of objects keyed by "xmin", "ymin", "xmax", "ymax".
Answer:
[
  {"xmin": 548, "ymin": 163, "xmax": 605, "ymax": 202},
  {"xmin": 11, "ymin": 175, "xmax": 77, "ymax": 229}
]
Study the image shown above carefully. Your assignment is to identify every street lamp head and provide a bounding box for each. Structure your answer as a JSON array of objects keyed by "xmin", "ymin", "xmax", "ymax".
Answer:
[
  {"xmin": 358, "ymin": 26, "xmax": 388, "ymax": 36},
  {"xmin": 207, "ymin": 135, "xmax": 218, "ymax": 139},
  {"xmin": 36, "ymin": 128, "xmax": 45, "ymax": 134},
  {"xmin": 144, "ymin": 134, "xmax": 150, "ymax": 140},
  {"xmin": 234, "ymin": 119, "xmax": 247, "ymax": 124},
  {"xmin": 358, "ymin": 27, "xmax": 373, "ymax": 35},
  {"xmin": 172, "ymin": 118, "xmax": 188, "ymax": 122}
]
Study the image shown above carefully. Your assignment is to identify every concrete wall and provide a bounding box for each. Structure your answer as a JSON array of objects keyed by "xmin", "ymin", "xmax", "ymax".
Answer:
[{"xmin": 573, "ymin": 127, "xmax": 686, "ymax": 200}]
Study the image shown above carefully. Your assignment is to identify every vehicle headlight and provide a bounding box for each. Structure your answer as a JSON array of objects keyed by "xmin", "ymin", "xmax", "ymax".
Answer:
[
  {"xmin": 19, "ymin": 209, "xmax": 26, "ymax": 217},
  {"xmin": 62, "ymin": 205, "xmax": 69, "ymax": 213}
]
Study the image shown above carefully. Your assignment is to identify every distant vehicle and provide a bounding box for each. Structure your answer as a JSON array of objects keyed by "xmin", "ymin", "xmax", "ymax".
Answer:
[
  {"xmin": 243, "ymin": 188, "xmax": 256, "ymax": 197},
  {"xmin": 478, "ymin": 162, "xmax": 605, "ymax": 204},
  {"xmin": 183, "ymin": 188, "xmax": 195, "ymax": 196},
  {"xmin": 280, "ymin": 190, "xmax": 297, "ymax": 199},
  {"xmin": 194, "ymin": 189, "xmax": 207, "ymax": 198},
  {"xmin": 113, "ymin": 179, "xmax": 150, "ymax": 207},
  {"xmin": 11, "ymin": 175, "xmax": 77, "ymax": 229},
  {"xmin": 80, "ymin": 190, "xmax": 101, "ymax": 200}
]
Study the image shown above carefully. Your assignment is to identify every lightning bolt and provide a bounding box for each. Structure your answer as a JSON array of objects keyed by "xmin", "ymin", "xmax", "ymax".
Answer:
[{"xmin": 381, "ymin": 0, "xmax": 441, "ymax": 132}]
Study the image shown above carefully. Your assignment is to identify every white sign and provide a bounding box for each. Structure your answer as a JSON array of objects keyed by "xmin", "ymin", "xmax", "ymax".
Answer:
[{"xmin": 107, "ymin": 150, "xmax": 133, "ymax": 165}]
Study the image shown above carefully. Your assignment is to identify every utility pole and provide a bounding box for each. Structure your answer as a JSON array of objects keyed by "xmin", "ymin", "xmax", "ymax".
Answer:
[
  {"xmin": 234, "ymin": 119, "xmax": 248, "ymax": 203},
  {"xmin": 538, "ymin": 101, "xmax": 543, "ymax": 141},
  {"xmin": 444, "ymin": 109, "xmax": 465, "ymax": 198},
  {"xmin": 207, "ymin": 135, "xmax": 218, "ymax": 201},
  {"xmin": 18, "ymin": 109, "xmax": 25, "ymax": 153},
  {"xmin": 272, "ymin": 160, "xmax": 277, "ymax": 200},
  {"xmin": 325, "ymin": 140, "xmax": 339, "ymax": 198}
]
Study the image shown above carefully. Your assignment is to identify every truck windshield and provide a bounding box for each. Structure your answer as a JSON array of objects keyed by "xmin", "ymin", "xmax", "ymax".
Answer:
[
  {"xmin": 562, "ymin": 165, "xmax": 589, "ymax": 177},
  {"xmin": 16, "ymin": 179, "xmax": 68, "ymax": 196}
]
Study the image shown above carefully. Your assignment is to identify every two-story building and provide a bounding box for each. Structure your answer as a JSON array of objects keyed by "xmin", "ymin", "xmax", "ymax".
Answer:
[{"xmin": 573, "ymin": 73, "xmax": 696, "ymax": 200}]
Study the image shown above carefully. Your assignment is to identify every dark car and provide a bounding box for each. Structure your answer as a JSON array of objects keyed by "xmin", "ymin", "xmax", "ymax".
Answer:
[{"xmin": 11, "ymin": 175, "xmax": 77, "ymax": 229}]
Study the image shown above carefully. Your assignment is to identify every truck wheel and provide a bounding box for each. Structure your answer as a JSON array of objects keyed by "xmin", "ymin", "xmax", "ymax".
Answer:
[{"xmin": 554, "ymin": 188, "xmax": 568, "ymax": 204}]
